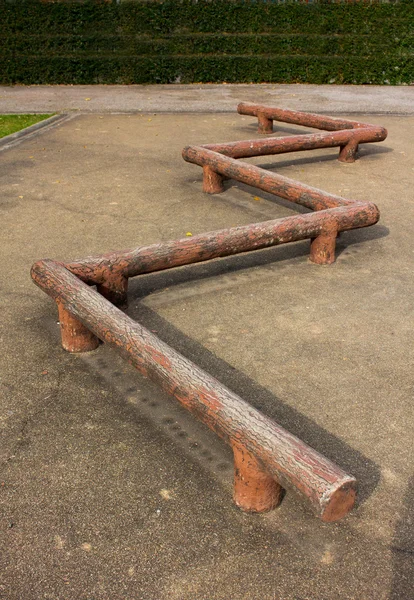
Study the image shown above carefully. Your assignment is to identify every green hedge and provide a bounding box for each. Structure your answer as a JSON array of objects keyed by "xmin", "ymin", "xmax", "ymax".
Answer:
[
  {"xmin": 1, "ymin": 0, "xmax": 413, "ymax": 84},
  {"xmin": 2, "ymin": 33, "xmax": 413, "ymax": 59}
]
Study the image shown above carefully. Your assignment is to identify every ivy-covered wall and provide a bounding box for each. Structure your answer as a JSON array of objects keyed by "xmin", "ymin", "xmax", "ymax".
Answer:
[{"xmin": 1, "ymin": 0, "xmax": 413, "ymax": 85}]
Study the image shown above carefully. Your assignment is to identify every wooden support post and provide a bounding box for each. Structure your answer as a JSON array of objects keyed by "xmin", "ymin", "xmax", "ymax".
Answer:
[
  {"xmin": 232, "ymin": 443, "xmax": 283, "ymax": 513},
  {"xmin": 339, "ymin": 140, "xmax": 359, "ymax": 163},
  {"xmin": 203, "ymin": 165, "xmax": 225, "ymax": 194},
  {"xmin": 310, "ymin": 221, "xmax": 338, "ymax": 265},
  {"xmin": 257, "ymin": 112, "xmax": 274, "ymax": 135},
  {"xmin": 57, "ymin": 301, "xmax": 99, "ymax": 353}
]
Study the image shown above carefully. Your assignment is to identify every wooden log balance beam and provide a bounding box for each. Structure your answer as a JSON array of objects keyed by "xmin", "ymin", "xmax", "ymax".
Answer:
[
  {"xmin": 237, "ymin": 102, "xmax": 387, "ymax": 163},
  {"xmin": 31, "ymin": 259, "xmax": 357, "ymax": 522},
  {"xmin": 31, "ymin": 105, "xmax": 388, "ymax": 523}
]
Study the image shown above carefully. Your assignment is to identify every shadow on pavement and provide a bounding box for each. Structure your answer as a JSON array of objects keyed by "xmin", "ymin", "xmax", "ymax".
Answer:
[{"xmin": 127, "ymin": 251, "xmax": 382, "ymax": 507}]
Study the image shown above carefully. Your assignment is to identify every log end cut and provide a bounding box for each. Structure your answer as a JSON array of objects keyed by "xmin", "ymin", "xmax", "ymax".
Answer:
[{"xmin": 320, "ymin": 478, "xmax": 357, "ymax": 523}]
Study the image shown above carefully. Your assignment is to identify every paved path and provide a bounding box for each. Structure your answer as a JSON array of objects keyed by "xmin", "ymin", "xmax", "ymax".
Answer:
[
  {"xmin": 1, "ymin": 98, "xmax": 413, "ymax": 599},
  {"xmin": 0, "ymin": 91, "xmax": 414, "ymax": 600},
  {"xmin": 1, "ymin": 83, "xmax": 413, "ymax": 114}
]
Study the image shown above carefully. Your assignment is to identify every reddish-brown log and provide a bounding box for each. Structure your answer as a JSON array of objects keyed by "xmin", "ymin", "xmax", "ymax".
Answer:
[
  {"xmin": 203, "ymin": 127, "xmax": 386, "ymax": 159},
  {"xmin": 237, "ymin": 102, "xmax": 384, "ymax": 133},
  {"xmin": 30, "ymin": 105, "xmax": 388, "ymax": 523},
  {"xmin": 184, "ymin": 145, "xmax": 358, "ymax": 210},
  {"xmin": 61, "ymin": 202, "xmax": 378, "ymax": 294},
  {"xmin": 96, "ymin": 272, "xmax": 128, "ymax": 307},
  {"xmin": 203, "ymin": 165, "xmax": 225, "ymax": 194},
  {"xmin": 57, "ymin": 301, "xmax": 99, "ymax": 352},
  {"xmin": 257, "ymin": 112, "xmax": 274, "ymax": 134},
  {"xmin": 232, "ymin": 443, "xmax": 283, "ymax": 512},
  {"xmin": 31, "ymin": 259, "xmax": 357, "ymax": 522},
  {"xmin": 339, "ymin": 140, "xmax": 360, "ymax": 163},
  {"xmin": 310, "ymin": 219, "xmax": 339, "ymax": 265}
]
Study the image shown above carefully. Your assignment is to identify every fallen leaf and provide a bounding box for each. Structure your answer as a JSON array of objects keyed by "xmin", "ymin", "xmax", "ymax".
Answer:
[
  {"xmin": 321, "ymin": 549, "xmax": 334, "ymax": 565},
  {"xmin": 81, "ymin": 543, "xmax": 92, "ymax": 552},
  {"xmin": 186, "ymin": 232, "xmax": 192, "ymax": 237},
  {"xmin": 160, "ymin": 489, "xmax": 173, "ymax": 500},
  {"xmin": 84, "ymin": 98, "xmax": 91, "ymax": 101}
]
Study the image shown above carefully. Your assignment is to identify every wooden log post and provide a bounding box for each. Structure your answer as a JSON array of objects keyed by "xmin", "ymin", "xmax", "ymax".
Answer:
[
  {"xmin": 339, "ymin": 140, "xmax": 359, "ymax": 163},
  {"xmin": 203, "ymin": 165, "xmax": 225, "ymax": 194},
  {"xmin": 257, "ymin": 112, "xmax": 274, "ymax": 134},
  {"xmin": 232, "ymin": 443, "xmax": 283, "ymax": 512},
  {"xmin": 310, "ymin": 220, "xmax": 338, "ymax": 265},
  {"xmin": 57, "ymin": 301, "xmax": 99, "ymax": 352},
  {"xmin": 96, "ymin": 273, "xmax": 128, "ymax": 307}
]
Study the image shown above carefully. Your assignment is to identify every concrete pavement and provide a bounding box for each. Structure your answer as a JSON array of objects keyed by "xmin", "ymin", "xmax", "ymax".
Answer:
[
  {"xmin": 1, "ymin": 83, "xmax": 413, "ymax": 115},
  {"xmin": 0, "ymin": 89, "xmax": 413, "ymax": 599}
]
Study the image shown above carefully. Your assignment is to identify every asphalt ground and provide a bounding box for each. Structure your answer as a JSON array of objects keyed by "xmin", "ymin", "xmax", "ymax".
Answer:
[
  {"xmin": 1, "ymin": 83, "xmax": 413, "ymax": 115},
  {"xmin": 0, "ymin": 87, "xmax": 413, "ymax": 599}
]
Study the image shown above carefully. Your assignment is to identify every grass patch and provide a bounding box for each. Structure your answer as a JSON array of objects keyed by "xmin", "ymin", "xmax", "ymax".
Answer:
[{"xmin": 0, "ymin": 114, "xmax": 53, "ymax": 139}]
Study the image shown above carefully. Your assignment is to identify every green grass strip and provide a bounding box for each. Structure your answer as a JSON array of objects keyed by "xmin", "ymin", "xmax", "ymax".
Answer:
[{"xmin": 0, "ymin": 114, "xmax": 53, "ymax": 139}]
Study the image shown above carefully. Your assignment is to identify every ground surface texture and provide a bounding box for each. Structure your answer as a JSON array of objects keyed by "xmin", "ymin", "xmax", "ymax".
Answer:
[{"xmin": 0, "ymin": 90, "xmax": 413, "ymax": 599}]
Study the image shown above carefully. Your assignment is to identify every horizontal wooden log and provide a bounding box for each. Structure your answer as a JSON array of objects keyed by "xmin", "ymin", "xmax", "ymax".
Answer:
[
  {"xmin": 184, "ymin": 145, "xmax": 359, "ymax": 210},
  {"xmin": 237, "ymin": 102, "xmax": 387, "ymax": 136},
  {"xmin": 31, "ymin": 259, "xmax": 357, "ymax": 522},
  {"xmin": 203, "ymin": 127, "xmax": 387, "ymax": 159},
  {"xmin": 62, "ymin": 201, "xmax": 378, "ymax": 294}
]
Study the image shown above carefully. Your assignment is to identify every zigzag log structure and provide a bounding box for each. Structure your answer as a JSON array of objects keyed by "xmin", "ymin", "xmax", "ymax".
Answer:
[{"xmin": 32, "ymin": 105, "xmax": 387, "ymax": 522}]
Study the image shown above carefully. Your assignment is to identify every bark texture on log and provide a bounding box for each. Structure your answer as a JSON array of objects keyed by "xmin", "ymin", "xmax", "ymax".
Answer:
[
  {"xmin": 31, "ymin": 260, "xmax": 357, "ymax": 522},
  {"xmin": 62, "ymin": 201, "xmax": 378, "ymax": 292},
  {"xmin": 203, "ymin": 127, "xmax": 386, "ymax": 159},
  {"xmin": 31, "ymin": 105, "xmax": 388, "ymax": 523},
  {"xmin": 184, "ymin": 145, "xmax": 370, "ymax": 211},
  {"xmin": 57, "ymin": 301, "xmax": 99, "ymax": 352},
  {"xmin": 237, "ymin": 102, "xmax": 387, "ymax": 136},
  {"xmin": 232, "ymin": 443, "xmax": 284, "ymax": 513}
]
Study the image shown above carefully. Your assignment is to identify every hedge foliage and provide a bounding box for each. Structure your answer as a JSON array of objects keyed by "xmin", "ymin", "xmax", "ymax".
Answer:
[{"xmin": 1, "ymin": 0, "xmax": 413, "ymax": 84}]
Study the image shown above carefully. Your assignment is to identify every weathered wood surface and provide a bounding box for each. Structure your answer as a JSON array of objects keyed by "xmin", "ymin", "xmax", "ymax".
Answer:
[
  {"xmin": 58, "ymin": 105, "xmax": 384, "ymax": 299},
  {"xmin": 57, "ymin": 300, "xmax": 99, "ymax": 352},
  {"xmin": 203, "ymin": 127, "xmax": 387, "ymax": 160},
  {"xmin": 183, "ymin": 145, "xmax": 381, "ymax": 212},
  {"xmin": 31, "ymin": 260, "xmax": 357, "ymax": 522},
  {"xmin": 63, "ymin": 200, "xmax": 378, "ymax": 300},
  {"xmin": 237, "ymin": 102, "xmax": 388, "ymax": 135},
  {"xmin": 31, "ymin": 105, "xmax": 389, "ymax": 521}
]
